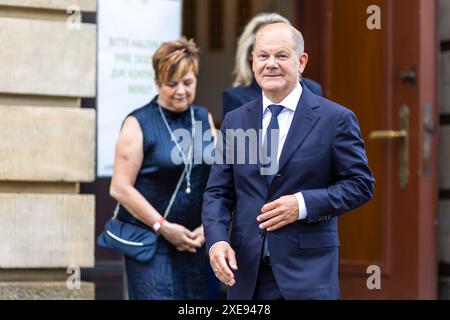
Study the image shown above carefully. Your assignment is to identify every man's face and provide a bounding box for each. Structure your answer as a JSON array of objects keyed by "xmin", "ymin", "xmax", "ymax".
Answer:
[{"xmin": 252, "ymin": 25, "xmax": 307, "ymax": 102}]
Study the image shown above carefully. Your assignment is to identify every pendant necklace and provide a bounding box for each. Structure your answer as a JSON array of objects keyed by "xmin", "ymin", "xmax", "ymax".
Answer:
[{"xmin": 159, "ymin": 104, "xmax": 195, "ymax": 194}]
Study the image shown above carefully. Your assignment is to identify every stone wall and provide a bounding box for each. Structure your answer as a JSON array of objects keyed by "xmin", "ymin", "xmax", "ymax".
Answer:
[
  {"xmin": 0, "ymin": 0, "xmax": 96, "ymax": 300},
  {"xmin": 439, "ymin": 0, "xmax": 450, "ymax": 301}
]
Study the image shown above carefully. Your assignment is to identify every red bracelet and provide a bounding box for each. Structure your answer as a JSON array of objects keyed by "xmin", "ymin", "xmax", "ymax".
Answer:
[{"xmin": 152, "ymin": 217, "xmax": 166, "ymax": 234}]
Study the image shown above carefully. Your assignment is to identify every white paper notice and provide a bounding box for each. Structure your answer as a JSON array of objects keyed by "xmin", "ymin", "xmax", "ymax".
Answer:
[{"xmin": 97, "ymin": 0, "xmax": 182, "ymax": 177}]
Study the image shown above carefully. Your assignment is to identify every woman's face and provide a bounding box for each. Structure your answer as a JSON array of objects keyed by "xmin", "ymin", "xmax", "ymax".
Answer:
[{"xmin": 156, "ymin": 70, "xmax": 197, "ymax": 112}]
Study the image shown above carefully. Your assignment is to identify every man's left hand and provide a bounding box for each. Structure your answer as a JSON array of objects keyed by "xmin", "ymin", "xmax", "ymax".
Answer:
[{"xmin": 257, "ymin": 195, "xmax": 299, "ymax": 231}]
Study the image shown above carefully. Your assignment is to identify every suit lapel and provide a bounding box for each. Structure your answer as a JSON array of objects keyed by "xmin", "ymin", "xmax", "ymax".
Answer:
[
  {"xmin": 277, "ymin": 86, "xmax": 321, "ymax": 174},
  {"xmin": 243, "ymin": 98, "xmax": 268, "ymax": 185},
  {"xmin": 245, "ymin": 97, "xmax": 262, "ymax": 133}
]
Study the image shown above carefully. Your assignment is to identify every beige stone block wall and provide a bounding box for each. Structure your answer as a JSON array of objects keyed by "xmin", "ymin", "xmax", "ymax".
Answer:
[
  {"xmin": 0, "ymin": 0, "xmax": 96, "ymax": 12},
  {"xmin": 0, "ymin": 282, "xmax": 95, "ymax": 300},
  {"xmin": 0, "ymin": 182, "xmax": 80, "ymax": 194},
  {"xmin": 0, "ymin": 269, "xmax": 76, "ymax": 281},
  {"xmin": 0, "ymin": 106, "xmax": 95, "ymax": 182},
  {"xmin": 0, "ymin": 95, "xmax": 81, "ymax": 108},
  {"xmin": 0, "ymin": 2, "xmax": 97, "ymax": 299},
  {"xmin": 0, "ymin": 194, "xmax": 95, "ymax": 268},
  {"xmin": 0, "ymin": 17, "xmax": 96, "ymax": 97}
]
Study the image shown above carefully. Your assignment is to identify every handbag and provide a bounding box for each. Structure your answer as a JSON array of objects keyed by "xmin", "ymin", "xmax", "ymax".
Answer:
[{"xmin": 97, "ymin": 167, "xmax": 187, "ymax": 262}]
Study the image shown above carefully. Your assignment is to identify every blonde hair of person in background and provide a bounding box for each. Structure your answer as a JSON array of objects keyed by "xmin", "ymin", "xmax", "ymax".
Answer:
[{"xmin": 233, "ymin": 12, "xmax": 290, "ymax": 87}]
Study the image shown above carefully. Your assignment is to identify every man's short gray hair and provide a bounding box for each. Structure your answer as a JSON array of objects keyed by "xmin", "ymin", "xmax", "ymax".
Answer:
[
  {"xmin": 253, "ymin": 24, "xmax": 305, "ymax": 55},
  {"xmin": 291, "ymin": 27, "xmax": 305, "ymax": 55}
]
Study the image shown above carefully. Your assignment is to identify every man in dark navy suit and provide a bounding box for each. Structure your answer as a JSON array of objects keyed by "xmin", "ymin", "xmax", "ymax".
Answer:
[{"xmin": 202, "ymin": 23, "xmax": 374, "ymax": 300}]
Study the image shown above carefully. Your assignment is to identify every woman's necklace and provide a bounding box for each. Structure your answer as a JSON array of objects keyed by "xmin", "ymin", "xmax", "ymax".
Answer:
[{"xmin": 158, "ymin": 104, "xmax": 195, "ymax": 194}]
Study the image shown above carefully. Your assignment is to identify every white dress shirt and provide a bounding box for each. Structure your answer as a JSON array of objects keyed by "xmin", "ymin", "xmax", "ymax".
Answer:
[{"xmin": 262, "ymin": 82, "xmax": 308, "ymax": 220}]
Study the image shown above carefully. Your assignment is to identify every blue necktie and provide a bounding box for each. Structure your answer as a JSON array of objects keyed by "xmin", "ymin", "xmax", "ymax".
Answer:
[
  {"xmin": 263, "ymin": 104, "xmax": 284, "ymax": 183},
  {"xmin": 262, "ymin": 104, "xmax": 284, "ymax": 259}
]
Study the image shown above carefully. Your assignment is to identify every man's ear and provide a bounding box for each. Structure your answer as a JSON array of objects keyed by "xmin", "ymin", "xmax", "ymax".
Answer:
[{"xmin": 299, "ymin": 52, "xmax": 309, "ymax": 74}]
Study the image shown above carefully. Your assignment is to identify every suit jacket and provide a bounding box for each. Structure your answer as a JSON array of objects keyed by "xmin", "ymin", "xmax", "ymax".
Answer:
[
  {"xmin": 202, "ymin": 84, "xmax": 374, "ymax": 300},
  {"xmin": 222, "ymin": 77, "xmax": 323, "ymax": 119}
]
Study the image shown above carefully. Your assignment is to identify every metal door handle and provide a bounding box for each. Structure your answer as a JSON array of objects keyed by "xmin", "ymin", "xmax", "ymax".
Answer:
[
  {"xmin": 368, "ymin": 105, "xmax": 410, "ymax": 188},
  {"xmin": 369, "ymin": 130, "xmax": 407, "ymax": 140}
]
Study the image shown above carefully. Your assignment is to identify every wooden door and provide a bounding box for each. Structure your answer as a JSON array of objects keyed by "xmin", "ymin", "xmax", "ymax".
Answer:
[{"xmin": 299, "ymin": 0, "xmax": 438, "ymax": 299}]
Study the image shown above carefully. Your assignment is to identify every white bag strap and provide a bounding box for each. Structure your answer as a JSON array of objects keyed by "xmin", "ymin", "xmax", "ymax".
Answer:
[
  {"xmin": 113, "ymin": 165, "xmax": 187, "ymax": 221},
  {"xmin": 163, "ymin": 166, "xmax": 186, "ymax": 218},
  {"xmin": 112, "ymin": 202, "xmax": 120, "ymax": 219}
]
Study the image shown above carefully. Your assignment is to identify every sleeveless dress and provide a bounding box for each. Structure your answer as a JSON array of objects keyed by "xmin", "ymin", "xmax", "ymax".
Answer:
[{"xmin": 118, "ymin": 96, "xmax": 214, "ymax": 300}]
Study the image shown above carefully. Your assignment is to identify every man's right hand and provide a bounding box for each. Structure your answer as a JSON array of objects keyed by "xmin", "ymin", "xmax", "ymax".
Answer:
[
  {"xmin": 159, "ymin": 222, "xmax": 202, "ymax": 253},
  {"xmin": 209, "ymin": 242, "xmax": 238, "ymax": 286}
]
